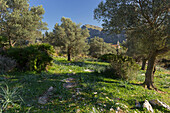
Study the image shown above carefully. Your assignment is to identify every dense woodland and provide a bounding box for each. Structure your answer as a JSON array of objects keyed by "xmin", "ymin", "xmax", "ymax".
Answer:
[{"xmin": 0, "ymin": 0, "xmax": 169, "ymax": 112}]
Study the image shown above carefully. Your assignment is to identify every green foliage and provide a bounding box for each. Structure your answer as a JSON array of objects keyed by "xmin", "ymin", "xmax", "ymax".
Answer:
[
  {"xmin": 0, "ymin": 83, "xmax": 23, "ymax": 112},
  {"xmin": 94, "ymin": 0, "xmax": 169, "ymax": 88},
  {"xmin": 0, "ymin": 57, "xmax": 169, "ymax": 112},
  {"xmin": 83, "ymin": 24, "xmax": 102, "ymax": 31},
  {"xmin": 89, "ymin": 37, "xmax": 116, "ymax": 58},
  {"xmin": 0, "ymin": 0, "xmax": 48, "ymax": 47},
  {"xmin": 3, "ymin": 44, "xmax": 54, "ymax": 72},
  {"xmin": 0, "ymin": 55, "xmax": 16, "ymax": 73},
  {"xmin": 99, "ymin": 53, "xmax": 116, "ymax": 62},
  {"xmin": 0, "ymin": 36, "xmax": 8, "ymax": 48},
  {"xmin": 49, "ymin": 17, "xmax": 90, "ymax": 61},
  {"xmin": 104, "ymin": 55, "xmax": 139, "ymax": 80}
]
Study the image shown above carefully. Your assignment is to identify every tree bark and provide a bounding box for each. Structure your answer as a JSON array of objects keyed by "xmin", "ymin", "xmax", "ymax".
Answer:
[
  {"xmin": 67, "ymin": 48, "xmax": 71, "ymax": 61},
  {"xmin": 143, "ymin": 53, "xmax": 157, "ymax": 90},
  {"xmin": 141, "ymin": 58, "xmax": 147, "ymax": 70},
  {"xmin": 8, "ymin": 37, "xmax": 16, "ymax": 47},
  {"xmin": 9, "ymin": 37, "xmax": 12, "ymax": 48}
]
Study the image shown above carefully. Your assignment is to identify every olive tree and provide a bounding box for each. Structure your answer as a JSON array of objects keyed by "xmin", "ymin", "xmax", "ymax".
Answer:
[
  {"xmin": 94, "ymin": 0, "xmax": 169, "ymax": 89},
  {"xmin": 52, "ymin": 17, "xmax": 89, "ymax": 61},
  {"xmin": 0, "ymin": 0, "xmax": 48, "ymax": 47}
]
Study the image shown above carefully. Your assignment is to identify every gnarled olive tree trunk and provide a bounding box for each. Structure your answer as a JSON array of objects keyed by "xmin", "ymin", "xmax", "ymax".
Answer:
[
  {"xmin": 141, "ymin": 58, "xmax": 147, "ymax": 70},
  {"xmin": 143, "ymin": 53, "xmax": 157, "ymax": 89}
]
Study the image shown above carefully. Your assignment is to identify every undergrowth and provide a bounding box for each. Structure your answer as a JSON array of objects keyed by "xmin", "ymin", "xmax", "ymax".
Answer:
[{"xmin": 0, "ymin": 57, "xmax": 169, "ymax": 112}]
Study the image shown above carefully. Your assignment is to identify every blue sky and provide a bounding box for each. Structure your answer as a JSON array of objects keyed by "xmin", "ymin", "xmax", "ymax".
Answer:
[{"xmin": 29, "ymin": 0, "xmax": 103, "ymax": 32}]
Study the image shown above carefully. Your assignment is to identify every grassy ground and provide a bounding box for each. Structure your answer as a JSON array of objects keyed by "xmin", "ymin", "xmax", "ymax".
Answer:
[{"xmin": 0, "ymin": 57, "xmax": 169, "ymax": 112}]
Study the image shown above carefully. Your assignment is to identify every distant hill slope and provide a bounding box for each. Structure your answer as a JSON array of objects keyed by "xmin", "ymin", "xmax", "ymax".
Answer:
[{"xmin": 82, "ymin": 24, "xmax": 126, "ymax": 44}]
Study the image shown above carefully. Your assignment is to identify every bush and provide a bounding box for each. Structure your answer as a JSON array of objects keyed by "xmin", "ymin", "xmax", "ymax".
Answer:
[
  {"xmin": 0, "ymin": 55, "xmax": 16, "ymax": 73},
  {"xmin": 103, "ymin": 54, "xmax": 139, "ymax": 80},
  {"xmin": 2, "ymin": 43, "xmax": 54, "ymax": 72},
  {"xmin": 98, "ymin": 53, "xmax": 116, "ymax": 62}
]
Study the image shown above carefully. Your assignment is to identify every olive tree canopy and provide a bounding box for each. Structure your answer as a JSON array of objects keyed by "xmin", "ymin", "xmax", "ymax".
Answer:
[{"xmin": 94, "ymin": 0, "xmax": 170, "ymax": 89}]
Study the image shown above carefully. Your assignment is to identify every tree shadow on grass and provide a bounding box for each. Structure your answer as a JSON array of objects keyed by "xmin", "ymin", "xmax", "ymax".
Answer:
[
  {"xmin": 53, "ymin": 59, "xmax": 108, "ymax": 67},
  {"xmin": 0, "ymin": 58, "xmax": 169, "ymax": 112}
]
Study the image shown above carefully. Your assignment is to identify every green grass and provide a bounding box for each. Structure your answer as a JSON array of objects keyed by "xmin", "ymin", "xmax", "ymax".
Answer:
[{"xmin": 0, "ymin": 57, "xmax": 169, "ymax": 112}]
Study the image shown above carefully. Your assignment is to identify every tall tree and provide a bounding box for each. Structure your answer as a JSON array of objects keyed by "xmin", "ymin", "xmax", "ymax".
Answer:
[
  {"xmin": 89, "ymin": 36, "xmax": 116, "ymax": 57},
  {"xmin": 94, "ymin": 0, "xmax": 169, "ymax": 89},
  {"xmin": 53, "ymin": 17, "xmax": 89, "ymax": 61},
  {"xmin": 0, "ymin": 0, "xmax": 48, "ymax": 47},
  {"xmin": 123, "ymin": 32, "xmax": 148, "ymax": 70}
]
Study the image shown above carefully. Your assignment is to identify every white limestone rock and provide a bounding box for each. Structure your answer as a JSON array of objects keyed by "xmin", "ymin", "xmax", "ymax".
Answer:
[{"xmin": 143, "ymin": 100, "xmax": 154, "ymax": 113}]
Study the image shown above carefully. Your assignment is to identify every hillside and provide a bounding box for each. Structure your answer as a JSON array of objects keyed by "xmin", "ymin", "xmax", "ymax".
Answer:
[{"xmin": 82, "ymin": 24, "xmax": 126, "ymax": 44}]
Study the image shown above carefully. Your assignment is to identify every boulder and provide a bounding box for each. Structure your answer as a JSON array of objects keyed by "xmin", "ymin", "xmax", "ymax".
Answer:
[
  {"xmin": 38, "ymin": 86, "xmax": 54, "ymax": 104},
  {"xmin": 149, "ymin": 99, "xmax": 170, "ymax": 110},
  {"xmin": 143, "ymin": 100, "xmax": 154, "ymax": 113}
]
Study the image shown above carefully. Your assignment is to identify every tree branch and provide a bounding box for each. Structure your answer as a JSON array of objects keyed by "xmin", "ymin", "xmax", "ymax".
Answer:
[
  {"xmin": 138, "ymin": 0, "xmax": 153, "ymax": 27},
  {"xmin": 156, "ymin": 46, "xmax": 170, "ymax": 55}
]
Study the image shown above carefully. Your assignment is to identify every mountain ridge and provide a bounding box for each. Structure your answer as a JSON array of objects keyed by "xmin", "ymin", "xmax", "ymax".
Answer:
[{"xmin": 82, "ymin": 24, "xmax": 126, "ymax": 44}]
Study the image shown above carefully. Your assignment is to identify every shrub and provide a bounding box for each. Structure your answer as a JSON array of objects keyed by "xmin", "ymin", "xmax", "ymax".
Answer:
[
  {"xmin": 0, "ymin": 55, "xmax": 16, "ymax": 73},
  {"xmin": 0, "ymin": 83, "xmax": 23, "ymax": 112},
  {"xmin": 103, "ymin": 54, "xmax": 139, "ymax": 80},
  {"xmin": 98, "ymin": 53, "xmax": 116, "ymax": 62},
  {"xmin": 3, "ymin": 43, "xmax": 54, "ymax": 72}
]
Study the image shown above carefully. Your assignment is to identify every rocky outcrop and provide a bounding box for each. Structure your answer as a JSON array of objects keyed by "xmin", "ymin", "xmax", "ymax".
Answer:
[{"xmin": 82, "ymin": 24, "xmax": 126, "ymax": 44}]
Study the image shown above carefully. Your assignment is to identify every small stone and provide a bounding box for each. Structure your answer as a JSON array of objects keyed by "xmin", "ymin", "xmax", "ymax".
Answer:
[
  {"xmin": 135, "ymin": 100, "xmax": 141, "ymax": 108},
  {"xmin": 92, "ymin": 107, "xmax": 96, "ymax": 112},
  {"xmin": 63, "ymin": 82, "xmax": 76, "ymax": 89},
  {"xmin": 116, "ymin": 107, "xmax": 123, "ymax": 113},
  {"xmin": 116, "ymin": 107, "xmax": 120, "ymax": 111},
  {"xmin": 47, "ymin": 86, "xmax": 54, "ymax": 92},
  {"xmin": 110, "ymin": 108, "xmax": 114, "ymax": 111},
  {"xmin": 100, "ymin": 108, "xmax": 104, "ymax": 111},
  {"xmin": 27, "ymin": 104, "xmax": 31, "ymax": 107},
  {"xmin": 143, "ymin": 100, "xmax": 154, "ymax": 113},
  {"xmin": 116, "ymin": 103, "xmax": 128, "ymax": 109},
  {"xmin": 76, "ymin": 109, "xmax": 81, "ymax": 113},
  {"xmin": 38, "ymin": 96, "xmax": 48, "ymax": 104},
  {"xmin": 93, "ymin": 92, "xmax": 97, "ymax": 95},
  {"xmin": 98, "ymin": 103, "xmax": 102, "ymax": 106},
  {"xmin": 84, "ymin": 69, "xmax": 94, "ymax": 72},
  {"xmin": 72, "ymin": 95, "xmax": 76, "ymax": 98}
]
